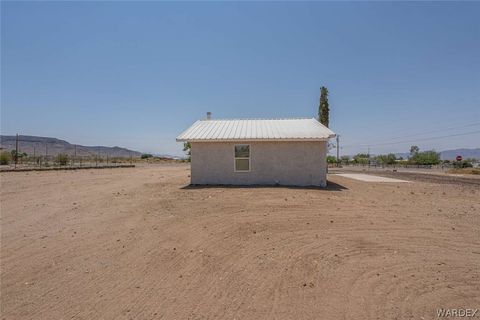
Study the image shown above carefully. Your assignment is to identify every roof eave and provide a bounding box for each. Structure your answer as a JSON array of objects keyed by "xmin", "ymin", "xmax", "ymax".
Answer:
[{"xmin": 176, "ymin": 137, "xmax": 332, "ymax": 143}]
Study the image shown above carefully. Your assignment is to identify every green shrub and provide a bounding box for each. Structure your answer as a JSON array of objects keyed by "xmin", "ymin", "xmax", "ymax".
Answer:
[
  {"xmin": 0, "ymin": 151, "xmax": 11, "ymax": 165},
  {"xmin": 56, "ymin": 153, "xmax": 69, "ymax": 166},
  {"xmin": 340, "ymin": 155, "xmax": 350, "ymax": 165},
  {"xmin": 376, "ymin": 153, "xmax": 397, "ymax": 165},
  {"xmin": 409, "ymin": 150, "xmax": 440, "ymax": 165},
  {"xmin": 183, "ymin": 142, "xmax": 191, "ymax": 162},
  {"xmin": 141, "ymin": 154, "xmax": 153, "ymax": 159},
  {"xmin": 453, "ymin": 160, "xmax": 473, "ymax": 168},
  {"xmin": 327, "ymin": 155, "xmax": 337, "ymax": 164},
  {"xmin": 353, "ymin": 153, "xmax": 370, "ymax": 165}
]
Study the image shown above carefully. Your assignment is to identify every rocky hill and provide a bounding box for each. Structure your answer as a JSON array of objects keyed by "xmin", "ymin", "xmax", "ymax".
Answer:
[{"xmin": 0, "ymin": 135, "xmax": 141, "ymax": 158}]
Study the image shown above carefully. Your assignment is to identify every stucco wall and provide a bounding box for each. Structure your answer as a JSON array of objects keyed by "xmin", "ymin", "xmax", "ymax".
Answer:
[{"xmin": 190, "ymin": 141, "xmax": 328, "ymax": 187}]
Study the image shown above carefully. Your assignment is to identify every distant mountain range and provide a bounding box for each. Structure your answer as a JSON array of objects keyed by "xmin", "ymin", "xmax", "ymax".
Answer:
[
  {"xmin": 394, "ymin": 148, "xmax": 480, "ymax": 160},
  {"xmin": 0, "ymin": 135, "xmax": 142, "ymax": 158}
]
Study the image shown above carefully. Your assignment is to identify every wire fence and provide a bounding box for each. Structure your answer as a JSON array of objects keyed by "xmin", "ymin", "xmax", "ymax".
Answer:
[
  {"xmin": 0, "ymin": 135, "xmax": 137, "ymax": 171},
  {"xmin": 339, "ymin": 163, "xmax": 453, "ymax": 170},
  {"xmin": 328, "ymin": 162, "xmax": 474, "ymax": 171},
  {"xmin": 1, "ymin": 154, "xmax": 135, "ymax": 170}
]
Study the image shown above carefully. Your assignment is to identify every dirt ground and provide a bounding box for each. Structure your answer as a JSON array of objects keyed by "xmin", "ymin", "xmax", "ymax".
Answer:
[{"xmin": 1, "ymin": 164, "xmax": 479, "ymax": 319}]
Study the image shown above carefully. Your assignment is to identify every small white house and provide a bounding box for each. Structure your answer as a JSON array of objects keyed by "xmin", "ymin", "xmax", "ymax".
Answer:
[{"xmin": 176, "ymin": 114, "xmax": 335, "ymax": 187}]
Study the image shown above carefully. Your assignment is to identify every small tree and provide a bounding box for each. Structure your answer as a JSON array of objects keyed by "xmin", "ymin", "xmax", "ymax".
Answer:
[
  {"xmin": 376, "ymin": 153, "xmax": 397, "ymax": 165},
  {"xmin": 9, "ymin": 150, "xmax": 27, "ymax": 164},
  {"xmin": 410, "ymin": 145, "xmax": 419, "ymax": 157},
  {"xmin": 11, "ymin": 150, "xmax": 18, "ymax": 163},
  {"xmin": 0, "ymin": 151, "xmax": 11, "ymax": 165},
  {"xmin": 410, "ymin": 150, "xmax": 440, "ymax": 165},
  {"xmin": 183, "ymin": 142, "xmax": 191, "ymax": 162},
  {"xmin": 318, "ymin": 86, "xmax": 330, "ymax": 127},
  {"xmin": 340, "ymin": 155, "xmax": 350, "ymax": 165},
  {"xmin": 56, "ymin": 153, "xmax": 69, "ymax": 166},
  {"xmin": 326, "ymin": 155, "xmax": 337, "ymax": 164},
  {"xmin": 141, "ymin": 154, "xmax": 153, "ymax": 159},
  {"xmin": 353, "ymin": 153, "xmax": 370, "ymax": 165}
]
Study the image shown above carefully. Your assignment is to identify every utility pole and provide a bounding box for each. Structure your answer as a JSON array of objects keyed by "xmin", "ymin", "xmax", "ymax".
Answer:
[
  {"xmin": 367, "ymin": 146, "xmax": 370, "ymax": 169},
  {"xmin": 45, "ymin": 143, "xmax": 48, "ymax": 167},
  {"xmin": 336, "ymin": 135, "xmax": 340, "ymax": 167},
  {"xmin": 74, "ymin": 144, "xmax": 77, "ymax": 166},
  {"xmin": 15, "ymin": 133, "xmax": 19, "ymax": 169},
  {"xmin": 33, "ymin": 146, "xmax": 36, "ymax": 166}
]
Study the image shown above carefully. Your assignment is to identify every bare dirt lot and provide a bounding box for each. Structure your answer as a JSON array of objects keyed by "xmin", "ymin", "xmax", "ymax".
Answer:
[{"xmin": 1, "ymin": 164, "xmax": 479, "ymax": 319}]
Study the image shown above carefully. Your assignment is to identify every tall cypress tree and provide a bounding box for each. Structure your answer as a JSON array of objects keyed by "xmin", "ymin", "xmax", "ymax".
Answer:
[{"xmin": 318, "ymin": 86, "xmax": 329, "ymax": 127}]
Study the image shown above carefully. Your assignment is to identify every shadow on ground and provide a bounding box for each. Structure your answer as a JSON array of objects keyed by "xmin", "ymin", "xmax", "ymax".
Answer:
[{"xmin": 180, "ymin": 180, "xmax": 347, "ymax": 191}]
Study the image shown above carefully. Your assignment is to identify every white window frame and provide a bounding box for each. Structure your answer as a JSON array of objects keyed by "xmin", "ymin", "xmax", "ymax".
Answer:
[{"xmin": 234, "ymin": 144, "xmax": 251, "ymax": 172}]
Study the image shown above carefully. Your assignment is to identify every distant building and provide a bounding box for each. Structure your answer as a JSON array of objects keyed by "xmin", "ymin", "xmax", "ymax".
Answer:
[{"xmin": 176, "ymin": 114, "xmax": 335, "ymax": 187}]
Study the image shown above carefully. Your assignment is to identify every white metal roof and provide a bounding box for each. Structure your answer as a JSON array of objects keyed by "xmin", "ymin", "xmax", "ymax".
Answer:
[{"xmin": 176, "ymin": 118, "xmax": 335, "ymax": 142}]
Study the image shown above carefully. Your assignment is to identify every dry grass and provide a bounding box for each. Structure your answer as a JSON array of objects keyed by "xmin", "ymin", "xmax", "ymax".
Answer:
[{"xmin": 447, "ymin": 168, "xmax": 480, "ymax": 175}]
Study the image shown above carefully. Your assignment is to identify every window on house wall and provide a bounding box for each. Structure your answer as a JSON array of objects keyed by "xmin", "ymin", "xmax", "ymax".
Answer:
[{"xmin": 234, "ymin": 144, "xmax": 250, "ymax": 171}]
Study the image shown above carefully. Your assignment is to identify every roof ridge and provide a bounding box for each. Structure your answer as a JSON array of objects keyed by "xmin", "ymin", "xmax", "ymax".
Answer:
[{"xmin": 198, "ymin": 117, "xmax": 314, "ymax": 121}]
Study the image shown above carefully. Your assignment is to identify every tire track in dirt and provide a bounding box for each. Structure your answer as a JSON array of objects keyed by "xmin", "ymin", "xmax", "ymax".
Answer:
[{"xmin": 2, "ymin": 165, "xmax": 479, "ymax": 319}]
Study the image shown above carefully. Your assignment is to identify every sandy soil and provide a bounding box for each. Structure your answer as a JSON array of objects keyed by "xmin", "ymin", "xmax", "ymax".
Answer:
[{"xmin": 1, "ymin": 164, "xmax": 479, "ymax": 319}]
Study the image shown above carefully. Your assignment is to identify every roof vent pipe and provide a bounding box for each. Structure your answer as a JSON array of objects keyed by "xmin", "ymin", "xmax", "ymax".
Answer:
[{"xmin": 206, "ymin": 112, "xmax": 212, "ymax": 120}]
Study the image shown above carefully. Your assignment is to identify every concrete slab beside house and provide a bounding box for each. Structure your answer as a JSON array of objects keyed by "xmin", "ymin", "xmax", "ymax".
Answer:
[
  {"xmin": 176, "ymin": 114, "xmax": 336, "ymax": 187},
  {"xmin": 336, "ymin": 173, "xmax": 410, "ymax": 183}
]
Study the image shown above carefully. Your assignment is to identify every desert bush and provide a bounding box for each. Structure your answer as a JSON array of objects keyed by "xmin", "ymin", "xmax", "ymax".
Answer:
[
  {"xmin": 453, "ymin": 160, "xmax": 473, "ymax": 168},
  {"xmin": 327, "ymin": 155, "xmax": 337, "ymax": 164},
  {"xmin": 376, "ymin": 153, "xmax": 397, "ymax": 165},
  {"xmin": 353, "ymin": 153, "xmax": 370, "ymax": 165},
  {"xmin": 183, "ymin": 142, "xmax": 191, "ymax": 162},
  {"xmin": 141, "ymin": 154, "xmax": 153, "ymax": 159},
  {"xmin": 340, "ymin": 156, "xmax": 350, "ymax": 165},
  {"xmin": 56, "ymin": 153, "xmax": 69, "ymax": 166},
  {"xmin": 409, "ymin": 150, "xmax": 440, "ymax": 165},
  {"xmin": 0, "ymin": 151, "xmax": 11, "ymax": 165}
]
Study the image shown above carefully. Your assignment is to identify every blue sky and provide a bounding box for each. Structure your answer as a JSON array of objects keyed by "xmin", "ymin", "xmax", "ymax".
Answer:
[{"xmin": 2, "ymin": 1, "xmax": 479, "ymax": 156}]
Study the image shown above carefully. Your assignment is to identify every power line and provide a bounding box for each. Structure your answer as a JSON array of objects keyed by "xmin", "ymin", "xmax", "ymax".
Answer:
[
  {"xmin": 384, "ymin": 122, "xmax": 480, "ymax": 141},
  {"xmin": 343, "ymin": 121, "xmax": 480, "ymax": 147},
  {"xmin": 353, "ymin": 129, "xmax": 480, "ymax": 147},
  {"xmin": 356, "ymin": 118, "xmax": 480, "ymax": 141}
]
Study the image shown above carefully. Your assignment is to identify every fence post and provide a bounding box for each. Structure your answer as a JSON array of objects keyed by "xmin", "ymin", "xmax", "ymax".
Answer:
[{"xmin": 14, "ymin": 133, "xmax": 19, "ymax": 169}]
